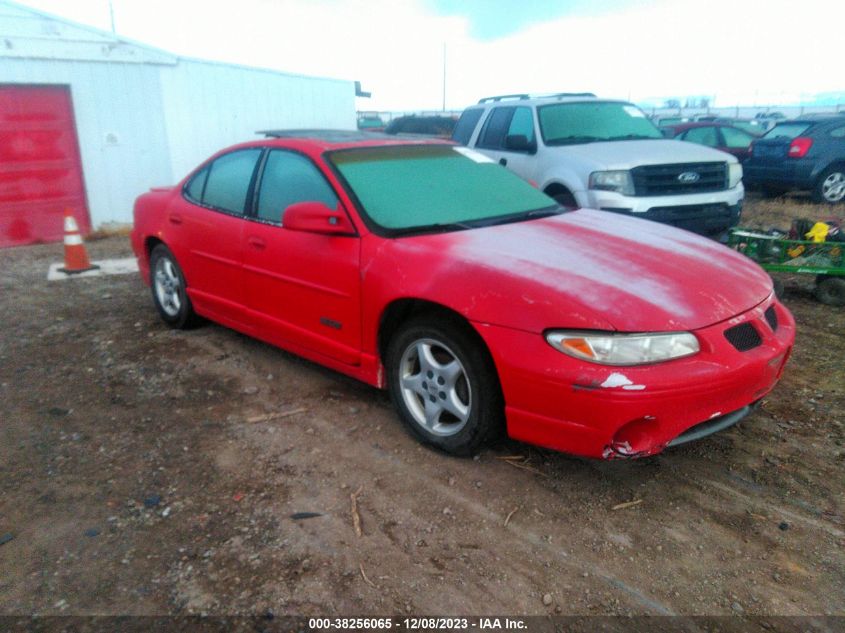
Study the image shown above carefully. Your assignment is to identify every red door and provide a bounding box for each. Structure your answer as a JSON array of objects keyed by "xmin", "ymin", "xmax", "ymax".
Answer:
[{"xmin": 0, "ymin": 85, "xmax": 89, "ymax": 248}]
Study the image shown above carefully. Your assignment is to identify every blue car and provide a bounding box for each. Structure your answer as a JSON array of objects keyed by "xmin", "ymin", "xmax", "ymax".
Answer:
[{"xmin": 744, "ymin": 115, "xmax": 845, "ymax": 204}]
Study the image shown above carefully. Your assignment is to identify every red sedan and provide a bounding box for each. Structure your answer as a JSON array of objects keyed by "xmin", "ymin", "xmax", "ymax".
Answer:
[
  {"xmin": 130, "ymin": 131, "xmax": 794, "ymax": 459},
  {"xmin": 661, "ymin": 122, "xmax": 758, "ymax": 162}
]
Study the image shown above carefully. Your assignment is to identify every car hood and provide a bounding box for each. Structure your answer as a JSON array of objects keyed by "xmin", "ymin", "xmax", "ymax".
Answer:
[
  {"xmin": 378, "ymin": 210, "xmax": 771, "ymax": 333},
  {"xmin": 550, "ymin": 139, "xmax": 736, "ymax": 171}
]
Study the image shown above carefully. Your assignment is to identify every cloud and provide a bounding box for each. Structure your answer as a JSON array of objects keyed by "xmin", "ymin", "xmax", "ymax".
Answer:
[{"xmin": 12, "ymin": 0, "xmax": 842, "ymax": 111}]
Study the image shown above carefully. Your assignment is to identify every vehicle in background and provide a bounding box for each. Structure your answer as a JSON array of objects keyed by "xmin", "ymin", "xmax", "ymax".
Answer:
[
  {"xmin": 650, "ymin": 115, "xmax": 689, "ymax": 127},
  {"xmin": 384, "ymin": 115, "xmax": 456, "ymax": 137},
  {"xmin": 744, "ymin": 115, "xmax": 845, "ymax": 203},
  {"xmin": 453, "ymin": 93, "xmax": 744, "ymax": 237},
  {"xmin": 755, "ymin": 111, "xmax": 787, "ymax": 121},
  {"xmin": 130, "ymin": 131, "xmax": 794, "ymax": 459},
  {"xmin": 661, "ymin": 122, "xmax": 757, "ymax": 162},
  {"xmin": 357, "ymin": 113, "xmax": 385, "ymax": 132},
  {"xmin": 714, "ymin": 117, "xmax": 770, "ymax": 136}
]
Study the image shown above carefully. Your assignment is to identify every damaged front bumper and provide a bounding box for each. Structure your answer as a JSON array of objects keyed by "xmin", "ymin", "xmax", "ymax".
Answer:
[{"xmin": 474, "ymin": 296, "xmax": 795, "ymax": 459}]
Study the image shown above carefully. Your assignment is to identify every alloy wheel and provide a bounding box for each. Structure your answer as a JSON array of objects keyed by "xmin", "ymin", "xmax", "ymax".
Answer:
[
  {"xmin": 398, "ymin": 338, "xmax": 472, "ymax": 437},
  {"xmin": 154, "ymin": 257, "xmax": 182, "ymax": 317}
]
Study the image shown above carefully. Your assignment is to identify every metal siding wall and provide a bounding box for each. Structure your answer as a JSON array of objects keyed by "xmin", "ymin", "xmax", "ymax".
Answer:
[
  {"xmin": 0, "ymin": 58, "xmax": 171, "ymax": 227},
  {"xmin": 160, "ymin": 61, "xmax": 356, "ymax": 180}
]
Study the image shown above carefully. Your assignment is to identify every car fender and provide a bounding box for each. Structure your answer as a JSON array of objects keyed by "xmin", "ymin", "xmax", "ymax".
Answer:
[
  {"xmin": 358, "ymin": 234, "xmax": 616, "ymax": 358},
  {"xmin": 810, "ymin": 156, "xmax": 845, "ymax": 183}
]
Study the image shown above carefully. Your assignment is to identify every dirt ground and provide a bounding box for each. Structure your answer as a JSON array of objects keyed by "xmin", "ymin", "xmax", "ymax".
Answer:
[{"xmin": 0, "ymin": 193, "xmax": 843, "ymax": 618}]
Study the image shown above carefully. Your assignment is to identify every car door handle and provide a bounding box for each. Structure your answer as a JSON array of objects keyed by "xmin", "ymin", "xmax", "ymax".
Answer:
[
  {"xmin": 168, "ymin": 213, "xmax": 183, "ymax": 225},
  {"xmin": 247, "ymin": 236, "xmax": 266, "ymax": 250},
  {"xmin": 499, "ymin": 158, "xmax": 507, "ymax": 166}
]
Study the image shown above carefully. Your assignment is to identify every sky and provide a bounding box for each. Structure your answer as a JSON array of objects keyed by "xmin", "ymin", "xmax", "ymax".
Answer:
[{"xmin": 11, "ymin": 0, "xmax": 845, "ymax": 112}]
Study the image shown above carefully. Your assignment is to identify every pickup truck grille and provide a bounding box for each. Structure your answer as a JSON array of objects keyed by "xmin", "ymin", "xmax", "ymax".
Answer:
[{"xmin": 632, "ymin": 162, "xmax": 727, "ymax": 196}]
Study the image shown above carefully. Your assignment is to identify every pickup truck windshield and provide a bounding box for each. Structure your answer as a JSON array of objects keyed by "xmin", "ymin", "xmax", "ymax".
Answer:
[
  {"xmin": 328, "ymin": 145, "xmax": 557, "ymax": 234},
  {"xmin": 539, "ymin": 102, "xmax": 663, "ymax": 145}
]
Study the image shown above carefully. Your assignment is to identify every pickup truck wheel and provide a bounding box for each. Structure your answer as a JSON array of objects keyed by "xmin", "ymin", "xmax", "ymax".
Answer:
[
  {"xmin": 553, "ymin": 192, "xmax": 579, "ymax": 209},
  {"xmin": 150, "ymin": 245, "xmax": 197, "ymax": 329},
  {"xmin": 386, "ymin": 317, "xmax": 504, "ymax": 456},
  {"xmin": 813, "ymin": 166, "xmax": 845, "ymax": 204},
  {"xmin": 814, "ymin": 277, "xmax": 845, "ymax": 306}
]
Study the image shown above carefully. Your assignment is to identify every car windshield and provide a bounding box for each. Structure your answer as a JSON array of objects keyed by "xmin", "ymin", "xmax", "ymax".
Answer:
[
  {"xmin": 763, "ymin": 122, "xmax": 812, "ymax": 140},
  {"xmin": 328, "ymin": 145, "xmax": 558, "ymax": 234},
  {"xmin": 538, "ymin": 102, "xmax": 663, "ymax": 145}
]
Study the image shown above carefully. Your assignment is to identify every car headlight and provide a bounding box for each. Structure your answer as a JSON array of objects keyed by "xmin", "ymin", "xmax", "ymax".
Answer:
[
  {"xmin": 545, "ymin": 331, "xmax": 700, "ymax": 366},
  {"xmin": 589, "ymin": 170, "xmax": 635, "ymax": 196},
  {"xmin": 728, "ymin": 162, "xmax": 743, "ymax": 189}
]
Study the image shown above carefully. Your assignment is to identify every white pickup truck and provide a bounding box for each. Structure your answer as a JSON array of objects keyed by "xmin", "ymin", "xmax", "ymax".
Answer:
[{"xmin": 451, "ymin": 93, "xmax": 744, "ymax": 236}]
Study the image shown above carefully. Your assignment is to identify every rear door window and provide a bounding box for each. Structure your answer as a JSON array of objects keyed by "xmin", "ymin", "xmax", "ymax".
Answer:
[
  {"xmin": 452, "ymin": 108, "xmax": 485, "ymax": 145},
  {"xmin": 830, "ymin": 126, "xmax": 845, "ymax": 138},
  {"xmin": 184, "ymin": 166, "xmax": 209, "ymax": 203},
  {"xmin": 202, "ymin": 149, "xmax": 263, "ymax": 214}
]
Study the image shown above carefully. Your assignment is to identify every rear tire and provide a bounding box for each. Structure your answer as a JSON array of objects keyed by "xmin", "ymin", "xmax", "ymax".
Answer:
[
  {"xmin": 814, "ymin": 277, "xmax": 845, "ymax": 306},
  {"xmin": 386, "ymin": 315, "xmax": 504, "ymax": 455},
  {"xmin": 149, "ymin": 244, "xmax": 197, "ymax": 329},
  {"xmin": 813, "ymin": 166, "xmax": 845, "ymax": 204}
]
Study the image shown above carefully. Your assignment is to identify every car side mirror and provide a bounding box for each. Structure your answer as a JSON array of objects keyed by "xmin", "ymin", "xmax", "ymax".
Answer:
[
  {"xmin": 283, "ymin": 201, "xmax": 356, "ymax": 236},
  {"xmin": 504, "ymin": 134, "xmax": 536, "ymax": 153}
]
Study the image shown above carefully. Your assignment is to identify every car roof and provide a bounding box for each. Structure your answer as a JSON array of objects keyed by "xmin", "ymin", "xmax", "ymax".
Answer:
[
  {"xmin": 254, "ymin": 129, "xmax": 452, "ymax": 151},
  {"xmin": 665, "ymin": 122, "xmax": 735, "ymax": 131},
  {"xmin": 776, "ymin": 115, "xmax": 845, "ymax": 125},
  {"xmin": 470, "ymin": 94, "xmax": 623, "ymax": 108}
]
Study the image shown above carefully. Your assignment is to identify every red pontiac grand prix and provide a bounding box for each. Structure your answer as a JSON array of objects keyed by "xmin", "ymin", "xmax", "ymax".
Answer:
[{"xmin": 131, "ymin": 130, "xmax": 794, "ymax": 459}]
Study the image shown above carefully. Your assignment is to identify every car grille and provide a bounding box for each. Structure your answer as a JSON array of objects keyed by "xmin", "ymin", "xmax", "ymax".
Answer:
[
  {"xmin": 632, "ymin": 162, "xmax": 728, "ymax": 196},
  {"xmin": 724, "ymin": 322, "xmax": 762, "ymax": 351},
  {"xmin": 764, "ymin": 306, "xmax": 778, "ymax": 331}
]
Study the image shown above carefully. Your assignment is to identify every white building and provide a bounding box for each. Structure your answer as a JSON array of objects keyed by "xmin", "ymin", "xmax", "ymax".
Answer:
[{"xmin": 0, "ymin": 0, "xmax": 356, "ymax": 247}]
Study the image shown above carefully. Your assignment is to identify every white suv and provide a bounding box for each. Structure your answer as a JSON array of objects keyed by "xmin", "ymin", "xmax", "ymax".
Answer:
[{"xmin": 452, "ymin": 93, "xmax": 744, "ymax": 236}]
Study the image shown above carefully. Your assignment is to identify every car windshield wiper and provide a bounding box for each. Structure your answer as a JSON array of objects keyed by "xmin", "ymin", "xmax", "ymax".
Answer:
[
  {"xmin": 526, "ymin": 206, "xmax": 565, "ymax": 218},
  {"xmin": 607, "ymin": 134, "xmax": 660, "ymax": 141},
  {"xmin": 391, "ymin": 221, "xmax": 475, "ymax": 236},
  {"xmin": 545, "ymin": 135, "xmax": 602, "ymax": 146},
  {"xmin": 479, "ymin": 206, "xmax": 565, "ymax": 228}
]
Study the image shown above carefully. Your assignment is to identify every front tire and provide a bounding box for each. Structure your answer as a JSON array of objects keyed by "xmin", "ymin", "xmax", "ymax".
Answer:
[
  {"xmin": 149, "ymin": 244, "xmax": 197, "ymax": 329},
  {"xmin": 553, "ymin": 191, "xmax": 579, "ymax": 209},
  {"xmin": 386, "ymin": 316, "xmax": 504, "ymax": 455}
]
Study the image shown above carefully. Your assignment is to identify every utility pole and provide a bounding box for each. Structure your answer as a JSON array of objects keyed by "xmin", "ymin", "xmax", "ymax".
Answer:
[
  {"xmin": 108, "ymin": 0, "xmax": 116, "ymax": 33},
  {"xmin": 442, "ymin": 42, "xmax": 446, "ymax": 112}
]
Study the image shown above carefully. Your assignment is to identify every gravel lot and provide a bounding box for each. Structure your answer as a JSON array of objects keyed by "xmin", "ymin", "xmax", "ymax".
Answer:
[{"xmin": 1, "ymin": 199, "xmax": 843, "ymax": 617}]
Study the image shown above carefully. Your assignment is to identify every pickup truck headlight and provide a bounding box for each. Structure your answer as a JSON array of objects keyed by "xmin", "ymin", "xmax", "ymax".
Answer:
[
  {"xmin": 545, "ymin": 331, "xmax": 700, "ymax": 366},
  {"xmin": 589, "ymin": 170, "xmax": 635, "ymax": 196},
  {"xmin": 728, "ymin": 162, "xmax": 743, "ymax": 189}
]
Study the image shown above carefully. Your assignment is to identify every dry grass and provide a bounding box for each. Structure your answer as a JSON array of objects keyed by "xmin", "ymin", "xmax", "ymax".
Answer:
[{"xmin": 743, "ymin": 192, "xmax": 844, "ymax": 231}]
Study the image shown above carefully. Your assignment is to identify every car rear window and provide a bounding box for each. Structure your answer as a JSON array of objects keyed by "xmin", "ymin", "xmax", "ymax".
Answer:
[
  {"xmin": 328, "ymin": 145, "xmax": 554, "ymax": 232},
  {"xmin": 763, "ymin": 123, "xmax": 812, "ymax": 140},
  {"xmin": 538, "ymin": 102, "xmax": 663, "ymax": 145}
]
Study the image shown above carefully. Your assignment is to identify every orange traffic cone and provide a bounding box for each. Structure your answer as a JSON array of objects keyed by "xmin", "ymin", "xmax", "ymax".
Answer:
[{"xmin": 58, "ymin": 209, "xmax": 99, "ymax": 274}]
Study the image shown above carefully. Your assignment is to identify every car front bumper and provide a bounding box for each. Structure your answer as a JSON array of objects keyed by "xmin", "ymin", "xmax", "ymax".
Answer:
[
  {"xmin": 474, "ymin": 294, "xmax": 794, "ymax": 459},
  {"xmin": 582, "ymin": 185, "xmax": 744, "ymax": 236}
]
